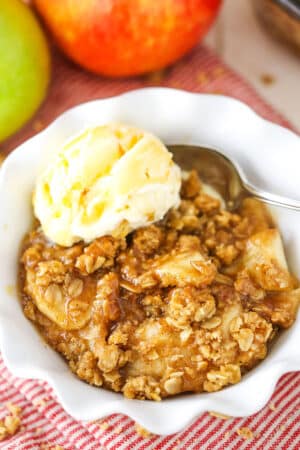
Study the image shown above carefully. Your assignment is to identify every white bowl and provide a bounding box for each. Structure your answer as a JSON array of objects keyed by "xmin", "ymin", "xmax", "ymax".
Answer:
[{"xmin": 0, "ymin": 88, "xmax": 300, "ymax": 436}]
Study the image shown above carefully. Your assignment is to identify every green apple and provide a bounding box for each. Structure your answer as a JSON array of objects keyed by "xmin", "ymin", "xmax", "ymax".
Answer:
[{"xmin": 0, "ymin": 0, "xmax": 50, "ymax": 142}]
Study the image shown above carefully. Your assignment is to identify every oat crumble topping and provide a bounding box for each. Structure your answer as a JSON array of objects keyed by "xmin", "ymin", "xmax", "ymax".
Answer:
[{"xmin": 19, "ymin": 171, "xmax": 300, "ymax": 400}]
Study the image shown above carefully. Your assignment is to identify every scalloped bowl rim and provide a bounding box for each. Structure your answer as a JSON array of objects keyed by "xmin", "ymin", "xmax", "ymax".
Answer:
[{"xmin": 0, "ymin": 88, "xmax": 300, "ymax": 435}]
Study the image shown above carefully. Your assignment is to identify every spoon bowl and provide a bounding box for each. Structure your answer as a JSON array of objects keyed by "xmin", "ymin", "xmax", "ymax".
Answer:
[{"xmin": 168, "ymin": 145, "xmax": 300, "ymax": 211}]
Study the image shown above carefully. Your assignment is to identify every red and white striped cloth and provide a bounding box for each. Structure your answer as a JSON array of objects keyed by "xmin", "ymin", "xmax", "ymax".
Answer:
[{"xmin": 2, "ymin": 44, "xmax": 300, "ymax": 449}]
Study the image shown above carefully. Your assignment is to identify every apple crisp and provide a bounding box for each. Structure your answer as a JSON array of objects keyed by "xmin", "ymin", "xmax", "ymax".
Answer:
[{"xmin": 19, "ymin": 171, "xmax": 300, "ymax": 400}]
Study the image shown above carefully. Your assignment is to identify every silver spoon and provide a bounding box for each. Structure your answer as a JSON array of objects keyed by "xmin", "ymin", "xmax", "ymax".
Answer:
[{"xmin": 168, "ymin": 145, "xmax": 300, "ymax": 211}]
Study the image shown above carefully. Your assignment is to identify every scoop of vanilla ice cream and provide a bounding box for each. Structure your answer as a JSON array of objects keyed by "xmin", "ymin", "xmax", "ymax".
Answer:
[{"xmin": 33, "ymin": 123, "xmax": 181, "ymax": 246}]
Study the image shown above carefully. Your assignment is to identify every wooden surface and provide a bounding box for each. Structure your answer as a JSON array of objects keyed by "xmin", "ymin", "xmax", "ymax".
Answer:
[{"xmin": 205, "ymin": 0, "xmax": 300, "ymax": 130}]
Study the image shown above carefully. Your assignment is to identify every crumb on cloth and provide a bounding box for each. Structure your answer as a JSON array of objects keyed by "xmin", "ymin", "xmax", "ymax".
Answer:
[
  {"xmin": 196, "ymin": 71, "xmax": 209, "ymax": 85},
  {"xmin": 212, "ymin": 66, "xmax": 226, "ymax": 78},
  {"xmin": 135, "ymin": 423, "xmax": 153, "ymax": 438},
  {"xmin": 32, "ymin": 397, "xmax": 48, "ymax": 407},
  {"xmin": 209, "ymin": 411, "xmax": 231, "ymax": 420},
  {"xmin": 0, "ymin": 403, "xmax": 22, "ymax": 441},
  {"xmin": 269, "ymin": 402, "xmax": 276, "ymax": 411},
  {"xmin": 236, "ymin": 427, "xmax": 254, "ymax": 440},
  {"xmin": 5, "ymin": 402, "xmax": 21, "ymax": 416},
  {"xmin": 99, "ymin": 421, "xmax": 109, "ymax": 431}
]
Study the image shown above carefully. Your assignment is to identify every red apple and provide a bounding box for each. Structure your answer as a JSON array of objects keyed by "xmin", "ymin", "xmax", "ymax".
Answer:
[{"xmin": 34, "ymin": 0, "xmax": 222, "ymax": 77}]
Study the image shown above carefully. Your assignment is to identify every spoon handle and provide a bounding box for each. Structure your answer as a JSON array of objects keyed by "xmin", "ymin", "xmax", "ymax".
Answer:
[{"xmin": 243, "ymin": 182, "xmax": 300, "ymax": 211}]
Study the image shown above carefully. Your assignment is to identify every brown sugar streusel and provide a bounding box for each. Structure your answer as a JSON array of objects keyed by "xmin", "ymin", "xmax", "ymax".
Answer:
[{"xmin": 19, "ymin": 171, "xmax": 300, "ymax": 400}]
